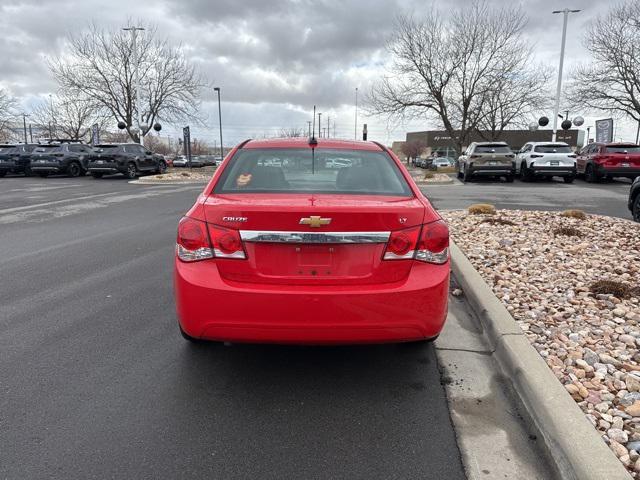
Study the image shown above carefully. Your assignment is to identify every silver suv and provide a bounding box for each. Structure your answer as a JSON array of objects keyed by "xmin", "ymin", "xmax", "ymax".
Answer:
[
  {"xmin": 456, "ymin": 142, "xmax": 515, "ymax": 182},
  {"xmin": 516, "ymin": 142, "xmax": 576, "ymax": 183}
]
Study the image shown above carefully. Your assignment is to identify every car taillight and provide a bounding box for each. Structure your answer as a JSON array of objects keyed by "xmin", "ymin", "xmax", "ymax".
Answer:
[
  {"xmin": 530, "ymin": 154, "xmax": 544, "ymax": 158},
  {"xmin": 470, "ymin": 155, "xmax": 481, "ymax": 159},
  {"xmin": 416, "ymin": 220, "xmax": 449, "ymax": 264},
  {"xmin": 176, "ymin": 217, "xmax": 213, "ymax": 262},
  {"xmin": 208, "ymin": 224, "xmax": 246, "ymax": 259},
  {"xmin": 568, "ymin": 154, "xmax": 577, "ymax": 158},
  {"xmin": 383, "ymin": 226, "xmax": 420, "ymax": 260},
  {"xmin": 383, "ymin": 220, "xmax": 449, "ymax": 264}
]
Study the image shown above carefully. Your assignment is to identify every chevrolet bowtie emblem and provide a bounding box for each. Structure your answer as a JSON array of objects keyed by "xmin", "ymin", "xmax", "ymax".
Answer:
[{"xmin": 299, "ymin": 216, "xmax": 331, "ymax": 228}]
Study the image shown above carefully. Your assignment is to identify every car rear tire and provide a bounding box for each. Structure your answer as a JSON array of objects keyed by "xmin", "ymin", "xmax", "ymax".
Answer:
[
  {"xmin": 91, "ymin": 172, "xmax": 104, "ymax": 179},
  {"xmin": 504, "ymin": 175, "xmax": 514, "ymax": 183},
  {"xmin": 68, "ymin": 161, "xmax": 81, "ymax": 177},
  {"xmin": 456, "ymin": 162, "xmax": 463, "ymax": 179},
  {"xmin": 521, "ymin": 163, "xmax": 534, "ymax": 182},
  {"xmin": 563, "ymin": 175, "xmax": 575, "ymax": 184},
  {"xmin": 38, "ymin": 172, "xmax": 49, "ymax": 178},
  {"xmin": 0, "ymin": 171, "xmax": 6, "ymax": 177},
  {"xmin": 633, "ymin": 195, "xmax": 640, "ymax": 223},
  {"xmin": 24, "ymin": 166, "xmax": 32, "ymax": 177},
  {"xmin": 585, "ymin": 164, "xmax": 599, "ymax": 183},
  {"xmin": 156, "ymin": 161, "xmax": 167, "ymax": 174},
  {"xmin": 462, "ymin": 165, "xmax": 471, "ymax": 183},
  {"xmin": 124, "ymin": 162, "xmax": 138, "ymax": 179}
]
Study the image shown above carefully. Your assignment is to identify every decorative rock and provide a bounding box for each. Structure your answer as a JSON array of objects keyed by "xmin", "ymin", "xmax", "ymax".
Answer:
[{"xmin": 627, "ymin": 374, "xmax": 640, "ymax": 393}]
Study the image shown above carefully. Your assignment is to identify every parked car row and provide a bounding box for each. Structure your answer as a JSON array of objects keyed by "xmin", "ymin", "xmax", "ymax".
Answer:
[
  {"xmin": 454, "ymin": 141, "xmax": 640, "ymax": 184},
  {"xmin": 0, "ymin": 141, "xmax": 167, "ymax": 179}
]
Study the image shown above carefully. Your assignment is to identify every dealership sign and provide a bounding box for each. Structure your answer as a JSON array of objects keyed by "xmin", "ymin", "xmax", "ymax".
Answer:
[{"xmin": 595, "ymin": 118, "xmax": 613, "ymax": 143}]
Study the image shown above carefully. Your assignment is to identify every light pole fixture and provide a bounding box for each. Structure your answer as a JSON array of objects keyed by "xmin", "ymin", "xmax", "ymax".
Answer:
[
  {"xmin": 354, "ymin": 87, "xmax": 358, "ymax": 140},
  {"xmin": 123, "ymin": 26, "xmax": 145, "ymax": 145},
  {"xmin": 214, "ymin": 87, "xmax": 223, "ymax": 161},
  {"xmin": 551, "ymin": 8, "xmax": 581, "ymax": 142}
]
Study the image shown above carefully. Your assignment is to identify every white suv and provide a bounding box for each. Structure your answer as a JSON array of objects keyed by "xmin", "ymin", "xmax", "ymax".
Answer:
[{"xmin": 516, "ymin": 142, "xmax": 577, "ymax": 183}]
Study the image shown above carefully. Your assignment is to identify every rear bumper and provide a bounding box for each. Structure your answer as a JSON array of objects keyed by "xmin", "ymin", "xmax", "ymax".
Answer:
[
  {"xmin": 174, "ymin": 258, "xmax": 450, "ymax": 344},
  {"xmin": 529, "ymin": 166, "xmax": 575, "ymax": 176},
  {"xmin": 594, "ymin": 164, "xmax": 640, "ymax": 178},
  {"xmin": 469, "ymin": 164, "xmax": 515, "ymax": 176},
  {"xmin": 30, "ymin": 163, "xmax": 63, "ymax": 172}
]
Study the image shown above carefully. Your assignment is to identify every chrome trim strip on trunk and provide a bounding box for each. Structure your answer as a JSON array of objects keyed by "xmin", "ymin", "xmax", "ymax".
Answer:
[{"xmin": 239, "ymin": 230, "xmax": 390, "ymax": 244}]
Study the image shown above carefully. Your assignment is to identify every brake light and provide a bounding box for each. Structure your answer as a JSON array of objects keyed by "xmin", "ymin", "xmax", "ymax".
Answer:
[
  {"xmin": 208, "ymin": 224, "xmax": 246, "ymax": 259},
  {"xmin": 383, "ymin": 226, "xmax": 420, "ymax": 259},
  {"xmin": 416, "ymin": 220, "xmax": 449, "ymax": 264},
  {"xmin": 530, "ymin": 154, "xmax": 544, "ymax": 158},
  {"xmin": 176, "ymin": 217, "xmax": 213, "ymax": 262},
  {"xmin": 383, "ymin": 221, "xmax": 449, "ymax": 264}
]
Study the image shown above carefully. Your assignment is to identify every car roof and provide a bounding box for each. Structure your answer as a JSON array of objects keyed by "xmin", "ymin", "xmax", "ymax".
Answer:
[
  {"xmin": 472, "ymin": 141, "xmax": 509, "ymax": 146},
  {"xmin": 243, "ymin": 137, "xmax": 383, "ymax": 151},
  {"xmin": 604, "ymin": 142, "xmax": 638, "ymax": 147},
  {"xmin": 527, "ymin": 141, "xmax": 569, "ymax": 146}
]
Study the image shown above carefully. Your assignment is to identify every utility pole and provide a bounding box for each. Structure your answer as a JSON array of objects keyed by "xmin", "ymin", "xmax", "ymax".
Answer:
[
  {"xmin": 123, "ymin": 26, "xmax": 145, "ymax": 145},
  {"xmin": 327, "ymin": 116, "xmax": 330, "ymax": 139},
  {"xmin": 29, "ymin": 124, "xmax": 33, "ymax": 143},
  {"xmin": 214, "ymin": 87, "xmax": 224, "ymax": 160},
  {"xmin": 354, "ymin": 87, "xmax": 358, "ymax": 140},
  {"xmin": 307, "ymin": 121, "xmax": 312, "ymax": 137},
  {"xmin": 551, "ymin": 9, "xmax": 580, "ymax": 142},
  {"xmin": 22, "ymin": 114, "xmax": 28, "ymax": 144},
  {"xmin": 318, "ymin": 112, "xmax": 322, "ymax": 138}
]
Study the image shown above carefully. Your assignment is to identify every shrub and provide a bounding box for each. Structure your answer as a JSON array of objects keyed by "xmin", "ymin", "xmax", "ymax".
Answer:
[
  {"xmin": 553, "ymin": 226, "xmax": 582, "ymax": 237},
  {"xmin": 480, "ymin": 217, "xmax": 515, "ymax": 226},
  {"xmin": 424, "ymin": 172, "xmax": 435, "ymax": 179},
  {"xmin": 468, "ymin": 203, "xmax": 496, "ymax": 215},
  {"xmin": 181, "ymin": 172, "xmax": 191, "ymax": 177},
  {"xmin": 560, "ymin": 209, "xmax": 587, "ymax": 220},
  {"xmin": 590, "ymin": 280, "xmax": 639, "ymax": 299}
]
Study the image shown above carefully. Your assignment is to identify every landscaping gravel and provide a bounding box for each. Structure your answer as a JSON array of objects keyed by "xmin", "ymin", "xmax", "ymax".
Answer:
[{"xmin": 443, "ymin": 208, "xmax": 640, "ymax": 476}]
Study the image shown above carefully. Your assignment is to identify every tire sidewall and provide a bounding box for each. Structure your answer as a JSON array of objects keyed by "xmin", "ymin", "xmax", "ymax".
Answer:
[{"xmin": 125, "ymin": 163, "xmax": 137, "ymax": 179}]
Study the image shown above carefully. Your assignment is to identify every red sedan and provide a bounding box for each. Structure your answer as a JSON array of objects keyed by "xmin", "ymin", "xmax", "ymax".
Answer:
[{"xmin": 174, "ymin": 137, "xmax": 449, "ymax": 344}]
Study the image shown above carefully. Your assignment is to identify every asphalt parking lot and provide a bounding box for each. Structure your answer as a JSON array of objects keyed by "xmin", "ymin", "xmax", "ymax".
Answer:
[
  {"xmin": 0, "ymin": 176, "xmax": 465, "ymax": 479},
  {"xmin": 422, "ymin": 176, "xmax": 635, "ymax": 220}
]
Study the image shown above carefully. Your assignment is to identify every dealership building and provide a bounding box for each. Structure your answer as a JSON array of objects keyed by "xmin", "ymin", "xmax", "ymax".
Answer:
[{"xmin": 404, "ymin": 129, "xmax": 585, "ymax": 158}]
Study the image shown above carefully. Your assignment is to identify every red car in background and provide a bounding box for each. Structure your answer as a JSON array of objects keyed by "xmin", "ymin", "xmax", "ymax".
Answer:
[
  {"xmin": 576, "ymin": 142, "xmax": 640, "ymax": 182},
  {"xmin": 174, "ymin": 138, "xmax": 450, "ymax": 345}
]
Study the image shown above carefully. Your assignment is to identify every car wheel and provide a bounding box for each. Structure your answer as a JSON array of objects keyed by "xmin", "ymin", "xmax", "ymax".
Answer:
[
  {"xmin": 504, "ymin": 175, "xmax": 514, "ymax": 183},
  {"xmin": 68, "ymin": 161, "xmax": 81, "ymax": 177},
  {"xmin": 462, "ymin": 165, "xmax": 471, "ymax": 183},
  {"xmin": 585, "ymin": 164, "xmax": 599, "ymax": 183},
  {"xmin": 156, "ymin": 161, "xmax": 167, "ymax": 174},
  {"xmin": 563, "ymin": 175, "xmax": 575, "ymax": 184},
  {"xmin": 0, "ymin": 170, "xmax": 6, "ymax": 177},
  {"xmin": 38, "ymin": 172, "xmax": 49, "ymax": 178},
  {"xmin": 456, "ymin": 162, "xmax": 463, "ymax": 179},
  {"xmin": 633, "ymin": 195, "xmax": 640, "ymax": 222},
  {"xmin": 91, "ymin": 172, "xmax": 104, "ymax": 179},
  {"xmin": 24, "ymin": 166, "xmax": 32, "ymax": 177},
  {"xmin": 521, "ymin": 163, "xmax": 534, "ymax": 182},
  {"xmin": 125, "ymin": 162, "xmax": 138, "ymax": 179}
]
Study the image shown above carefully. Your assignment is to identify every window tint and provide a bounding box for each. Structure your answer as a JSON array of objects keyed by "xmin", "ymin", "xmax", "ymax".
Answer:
[
  {"xmin": 0, "ymin": 146, "xmax": 14, "ymax": 153},
  {"xmin": 475, "ymin": 145, "xmax": 511, "ymax": 153},
  {"xmin": 215, "ymin": 148, "xmax": 412, "ymax": 196},
  {"xmin": 605, "ymin": 145, "xmax": 640, "ymax": 153},
  {"xmin": 68, "ymin": 144, "xmax": 84, "ymax": 153},
  {"xmin": 94, "ymin": 145, "xmax": 120, "ymax": 153},
  {"xmin": 33, "ymin": 145, "xmax": 62, "ymax": 153},
  {"xmin": 534, "ymin": 144, "xmax": 572, "ymax": 153}
]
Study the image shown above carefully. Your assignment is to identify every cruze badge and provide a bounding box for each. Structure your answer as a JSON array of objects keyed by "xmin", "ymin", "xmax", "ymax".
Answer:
[
  {"xmin": 299, "ymin": 216, "xmax": 331, "ymax": 228},
  {"xmin": 223, "ymin": 216, "xmax": 248, "ymax": 222}
]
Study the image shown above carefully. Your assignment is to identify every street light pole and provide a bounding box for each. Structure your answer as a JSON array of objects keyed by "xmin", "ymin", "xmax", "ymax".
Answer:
[
  {"xmin": 123, "ymin": 26, "xmax": 145, "ymax": 146},
  {"xmin": 214, "ymin": 87, "xmax": 224, "ymax": 161},
  {"xmin": 551, "ymin": 8, "xmax": 580, "ymax": 142},
  {"xmin": 22, "ymin": 114, "xmax": 28, "ymax": 144},
  {"xmin": 354, "ymin": 87, "xmax": 358, "ymax": 140},
  {"xmin": 318, "ymin": 112, "xmax": 322, "ymax": 138}
]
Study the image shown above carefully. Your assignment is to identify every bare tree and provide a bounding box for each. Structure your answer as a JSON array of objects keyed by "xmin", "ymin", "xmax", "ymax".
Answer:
[
  {"xmin": 0, "ymin": 88, "xmax": 17, "ymax": 143},
  {"xmin": 49, "ymin": 22, "xmax": 204, "ymax": 143},
  {"xmin": 368, "ymin": 2, "xmax": 543, "ymax": 155},
  {"xmin": 566, "ymin": 1, "xmax": 640, "ymax": 124},
  {"xmin": 31, "ymin": 94, "xmax": 107, "ymax": 141},
  {"xmin": 401, "ymin": 139, "xmax": 427, "ymax": 163},
  {"xmin": 278, "ymin": 127, "xmax": 305, "ymax": 137}
]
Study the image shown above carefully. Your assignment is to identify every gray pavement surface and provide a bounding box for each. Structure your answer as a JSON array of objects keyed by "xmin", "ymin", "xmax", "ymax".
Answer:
[
  {"xmin": 421, "ymin": 175, "xmax": 634, "ymax": 220},
  {"xmin": 0, "ymin": 176, "xmax": 466, "ymax": 480}
]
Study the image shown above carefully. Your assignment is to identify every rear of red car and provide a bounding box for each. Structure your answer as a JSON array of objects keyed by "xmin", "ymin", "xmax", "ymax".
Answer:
[
  {"xmin": 174, "ymin": 138, "xmax": 449, "ymax": 344},
  {"xmin": 595, "ymin": 144, "xmax": 640, "ymax": 180}
]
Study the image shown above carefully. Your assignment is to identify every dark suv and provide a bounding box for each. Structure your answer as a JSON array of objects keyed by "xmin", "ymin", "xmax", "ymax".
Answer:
[
  {"xmin": 87, "ymin": 143, "xmax": 167, "ymax": 179},
  {"xmin": 629, "ymin": 176, "xmax": 640, "ymax": 222},
  {"xmin": 0, "ymin": 144, "xmax": 38, "ymax": 177},
  {"xmin": 30, "ymin": 142, "xmax": 94, "ymax": 177}
]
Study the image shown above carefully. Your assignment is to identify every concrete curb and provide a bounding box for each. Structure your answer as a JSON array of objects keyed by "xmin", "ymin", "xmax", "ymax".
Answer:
[
  {"xmin": 450, "ymin": 241, "xmax": 631, "ymax": 480},
  {"xmin": 128, "ymin": 179, "xmax": 208, "ymax": 185}
]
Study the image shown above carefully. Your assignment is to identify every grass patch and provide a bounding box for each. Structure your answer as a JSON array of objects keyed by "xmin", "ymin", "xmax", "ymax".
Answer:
[
  {"xmin": 590, "ymin": 280, "xmax": 640, "ymax": 299},
  {"xmin": 480, "ymin": 217, "xmax": 515, "ymax": 226},
  {"xmin": 553, "ymin": 226, "xmax": 583, "ymax": 237},
  {"xmin": 560, "ymin": 209, "xmax": 587, "ymax": 220},
  {"xmin": 436, "ymin": 166, "xmax": 456, "ymax": 174},
  {"xmin": 468, "ymin": 203, "xmax": 496, "ymax": 215}
]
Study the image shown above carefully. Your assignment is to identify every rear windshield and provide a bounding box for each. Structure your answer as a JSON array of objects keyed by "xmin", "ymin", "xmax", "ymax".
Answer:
[
  {"xmin": 33, "ymin": 145, "xmax": 62, "ymax": 153},
  {"xmin": 215, "ymin": 148, "xmax": 412, "ymax": 196},
  {"xmin": 606, "ymin": 146, "xmax": 640, "ymax": 153},
  {"xmin": 475, "ymin": 145, "xmax": 511, "ymax": 153},
  {"xmin": 534, "ymin": 144, "xmax": 572, "ymax": 153},
  {"xmin": 0, "ymin": 146, "xmax": 14, "ymax": 153}
]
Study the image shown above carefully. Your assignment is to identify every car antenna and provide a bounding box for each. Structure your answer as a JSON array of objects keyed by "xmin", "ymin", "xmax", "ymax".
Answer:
[{"xmin": 309, "ymin": 105, "xmax": 318, "ymax": 146}]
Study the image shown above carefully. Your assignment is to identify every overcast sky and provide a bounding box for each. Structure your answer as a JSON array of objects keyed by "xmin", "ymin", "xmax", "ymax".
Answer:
[{"xmin": 1, "ymin": 0, "xmax": 635, "ymax": 146}]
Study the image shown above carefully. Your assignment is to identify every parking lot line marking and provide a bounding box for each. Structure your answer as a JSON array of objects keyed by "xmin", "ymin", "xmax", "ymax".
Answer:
[{"xmin": 0, "ymin": 191, "xmax": 132, "ymax": 215}]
